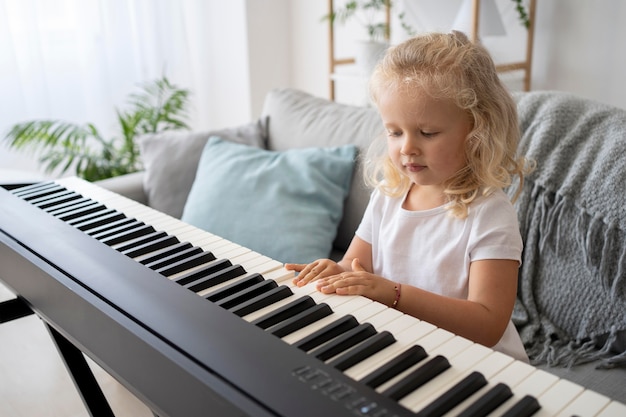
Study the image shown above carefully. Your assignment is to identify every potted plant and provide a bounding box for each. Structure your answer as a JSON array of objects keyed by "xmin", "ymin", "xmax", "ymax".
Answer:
[{"xmin": 2, "ymin": 76, "xmax": 190, "ymax": 182}]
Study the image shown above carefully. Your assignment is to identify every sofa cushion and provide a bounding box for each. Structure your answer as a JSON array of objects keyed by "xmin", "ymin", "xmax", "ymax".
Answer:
[
  {"xmin": 138, "ymin": 119, "xmax": 267, "ymax": 219},
  {"xmin": 181, "ymin": 137, "xmax": 357, "ymax": 264},
  {"xmin": 261, "ymin": 88, "xmax": 383, "ymax": 251}
]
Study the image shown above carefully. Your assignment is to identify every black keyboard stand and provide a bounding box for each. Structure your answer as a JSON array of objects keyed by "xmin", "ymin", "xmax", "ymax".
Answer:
[
  {"xmin": 1, "ymin": 297, "xmax": 117, "ymax": 416},
  {"xmin": 45, "ymin": 323, "xmax": 117, "ymax": 417}
]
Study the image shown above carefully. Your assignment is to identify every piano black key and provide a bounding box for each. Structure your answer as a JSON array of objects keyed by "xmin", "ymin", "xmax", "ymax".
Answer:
[
  {"xmin": 121, "ymin": 235, "xmax": 179, "ymax": 258},
  {"xmin": 57, "ymin": 203, "xmax": 108, "ymax": 222},
  {"xmin": 11, "ymin": 182, "xmax": 60, "ymax": 198},
  {"xmin": 65, "ymin": 208, "xmax": 120, "ymax": 228},
  {"xmin": 215, "ymin": 279, "xmax": 279, "ymax": 310},
  {"xmin": 500, "ymin": 395, "xmax": 541, "ymax": 417},
  {"xmin": 308, "ymin": 323, "xmax": 377, "ymax": 361},
  {"xmin": 359, "ymin": 344, "xmax": 429, "ymax": 389},
  {"xmin": 99, "ymin": 224, "xmax": 155, "ymax": 246},
  {"xmin": 78, "ymin": 212, "xmax": 130, "ymax": 232},
  {"xmin": 15, "ymin": 184, "xmax": 65, "ymax": 200},
  {"xmin": 185, "ymin": 264, "xmax": 246, "ymax": 292},
  {"xmin": 156, "ymin": 251, "xmax": 217, "ymax": 277},
  {"xmin": 173, "ymin": 258, "xmax": 232, "ymax": 286},
  {"xmin": 137, "ymin": 241, "xmax": 193, "ymax": 265},
  {"xmin": 251, "ymin": 295, "xmax": 317, "ymax": 330},
  {"xmin": 229, "ymin": 285, "xmax": 293, "ymax": 317},
  {"xmin": 204, "ymin": 273, "xmax": 265, "ymax": 302},
  {"xmin": 327, "ymin": 330, "xmax": 396, "ymax": 372},
  {"xmin": 382, "ymin": 354, "xmax": 451, "ymax": 401},
  {"xmin": 415, "ymin": 371, "xmax": 488, "ymax": 417},
  {"xmin": 89, "ymin": 220, "xmax": 144, "ymax": 240},
  {"xmin": 45, "ymin": 197, "xmax": 94, "ymax": 215},
  {"xmin": 269, "ymin": 303, "xmax": 333, "ymax": 337},
  {"xmin": 457, "ymin": 382, "xmax": 513, "ymax": 417},
  {"xmin": 145, "ymin": 246, "xmax": 204, "ymax": 270},
  {"xmin": 114, "ymin": 231, "xmax": 169, "ymax": 253},
  {"xmin": 293, "ymin": 315, "xmax": 359, "ymax": 352},
  {"xmin": 32, "ymin": 191, "xmax": 82, "ymax": 209}
]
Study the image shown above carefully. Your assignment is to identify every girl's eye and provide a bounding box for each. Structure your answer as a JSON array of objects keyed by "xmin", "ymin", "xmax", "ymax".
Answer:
[
  {"xmin": 387, "ymin": 130, "xmax": 402, "ymax": 137},
  {"xmin": 421, "ymin": 131, "xmax": 438, "ymax": 138}
]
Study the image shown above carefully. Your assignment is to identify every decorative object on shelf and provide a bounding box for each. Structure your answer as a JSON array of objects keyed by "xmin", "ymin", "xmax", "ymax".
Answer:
[
  {"xmin": 326, "ymin": 0, "xmax": 416, "ymax": 87},
  {"xmin": 454, "ymin": 0, "xmax": 536, "ymax": 91},
  {"xmin": 2, "ymin": 76, "xmax": 191, "ymax": 182},
  {"xmin": 453, "ymin": 0, "xmax": 506, "ymax": 38}
]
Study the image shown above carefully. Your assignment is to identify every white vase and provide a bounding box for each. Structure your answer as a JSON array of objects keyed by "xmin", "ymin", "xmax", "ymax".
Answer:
[{"xmin": 354, "ymin": 40, "xmax": 388, "ymax": 76}]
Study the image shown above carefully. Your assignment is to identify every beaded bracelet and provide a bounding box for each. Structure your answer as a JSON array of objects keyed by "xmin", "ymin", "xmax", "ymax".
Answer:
[{"xmin": 392, "ymin": 283, "xmax": 402, "ymax": 309}]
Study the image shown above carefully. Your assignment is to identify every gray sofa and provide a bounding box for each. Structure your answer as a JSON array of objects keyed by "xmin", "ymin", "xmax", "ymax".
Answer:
[{"xmin": 98, "ymin": 88, "xmax": 626, "ymax": 403}]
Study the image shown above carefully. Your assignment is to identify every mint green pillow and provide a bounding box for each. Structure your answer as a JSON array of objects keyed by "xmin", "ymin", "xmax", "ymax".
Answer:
[{"xmin": 181, "ymin": 137, "xmax": 357, "ymax": 264}]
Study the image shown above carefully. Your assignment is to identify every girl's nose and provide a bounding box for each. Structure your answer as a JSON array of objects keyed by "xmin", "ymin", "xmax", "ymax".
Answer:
[{"xmin": 400, "ymin": 136, "xmax": 419, "ymax": 156}]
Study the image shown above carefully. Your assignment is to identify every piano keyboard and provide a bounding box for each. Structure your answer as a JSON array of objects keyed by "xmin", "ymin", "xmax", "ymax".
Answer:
[{"xmin": 4, "ymin": 177, "xmax": 626, "ymax": 417}]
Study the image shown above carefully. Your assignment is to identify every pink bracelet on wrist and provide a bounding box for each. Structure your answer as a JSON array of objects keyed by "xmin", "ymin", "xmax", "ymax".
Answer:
[{"xmin": 392, "ymin": 283, "xmax": 402, "ymax": 309}]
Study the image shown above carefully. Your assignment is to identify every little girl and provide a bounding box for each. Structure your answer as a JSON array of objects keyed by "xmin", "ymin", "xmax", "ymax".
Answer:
[{"xmin": 286, "ymin": 31, "xmax": 531, "ymax": 361}]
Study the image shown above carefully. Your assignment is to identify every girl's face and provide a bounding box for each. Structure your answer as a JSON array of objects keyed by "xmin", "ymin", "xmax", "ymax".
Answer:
[{"xmin": 378, "ymin": 87, "xmax": 472, "ymax": 195}]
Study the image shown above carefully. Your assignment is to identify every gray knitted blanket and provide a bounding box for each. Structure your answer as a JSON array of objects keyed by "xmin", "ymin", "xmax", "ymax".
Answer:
[{"xmin": 509, "ymin": 91, "xmax": 626, "ymax": 369}]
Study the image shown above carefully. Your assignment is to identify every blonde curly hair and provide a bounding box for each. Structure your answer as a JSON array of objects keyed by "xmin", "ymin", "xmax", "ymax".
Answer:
[{"xmin": 366, "ymin": 31, "xmax": 532, "ymax": 218}]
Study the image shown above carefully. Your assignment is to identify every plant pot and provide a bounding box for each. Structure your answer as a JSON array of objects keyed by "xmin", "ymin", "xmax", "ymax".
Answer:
[{"xmin": 354, "ymin": 40, "xmax": 388, "ymax": 76}]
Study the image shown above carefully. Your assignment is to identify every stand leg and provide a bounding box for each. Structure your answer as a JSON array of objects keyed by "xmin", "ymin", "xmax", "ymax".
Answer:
[
  {"xmin": 0, "ymin": 297, "xmax": 34, "ymax": 323},
  {"xmin": 45, "ymin": 323, "xmax": 116, "ymax": 417}
]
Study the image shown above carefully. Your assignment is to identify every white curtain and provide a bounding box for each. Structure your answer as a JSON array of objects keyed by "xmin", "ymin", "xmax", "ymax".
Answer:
[{"xmin": 0, "ymin": 0, "xmax": 252, "ymax": 176}]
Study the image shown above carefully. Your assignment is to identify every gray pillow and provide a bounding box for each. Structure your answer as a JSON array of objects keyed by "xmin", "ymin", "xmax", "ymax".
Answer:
[{"xmin": 138, "ymin": 118, "xmax": 267, "ymax": 218}]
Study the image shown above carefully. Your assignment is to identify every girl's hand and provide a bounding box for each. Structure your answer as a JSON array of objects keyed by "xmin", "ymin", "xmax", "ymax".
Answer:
[
  {"xmin": 315, "ymin": 259, "xmax": 398, "ymax": 307},
  {"xmin": 285, "ymin": 259, "xmax": 345, "ymax": 287}
]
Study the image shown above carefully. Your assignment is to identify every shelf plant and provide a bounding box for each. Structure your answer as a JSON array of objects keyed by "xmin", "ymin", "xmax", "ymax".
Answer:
[{"xmin": 3, "ymin": 76, "xmax": 191, "ymax": 182}]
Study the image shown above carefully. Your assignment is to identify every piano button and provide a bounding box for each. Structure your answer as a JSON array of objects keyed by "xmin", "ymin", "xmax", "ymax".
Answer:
[
  {"xmin": 99, "ymin": 224, "xmax": 155, "ymax": 246},
  {"xmin": 250, "ymin": 295, "xmax": 317, "ymax": 329},
  {"xmin": 145, "ymin": 246, "xmax": 204, "ymax": 270},
  {"xmin": 414, "ymin": 371, "xmax": 488, "ymax": 417},
  {"xmin": 77, "ymin": 212, "xmax": 129, "ymax": 232},
  {"xmin": 269, "ymin": 303, "xmax": 334, "ymax": 337},
  {"xmin": 114, "ymin": 230, "xmax": 169, "ymax": 252},
  {"xmin": 187, "ymin": 264, "xmax": 247, "ymax": 293},
  {"xmin": 292, "ymin": 314, "xmax": 360, "ymax": 351},
  {"xmin": 492, "ymin": 369, "xmax": 559, "ymax": 417},
  {"xmin": 327, "ymin": 330, "xmax": 397, "ymax": 371},
  {"xmin": 136, "ymin": 241, "xmax": 193, "ymax": 265},
  {"xmin": 45, "ymin": 197, "xmax": 94, "ymax": 215},
  {"xmin": 382, "ymin": 354, "xmax": 452, "ymax": 402},
  {"xmin": 242, "ymin": 283, "xmax": 324, "ymax": 323},
  {"xmin": 215, "ymin": 279, "xmax": 279, "ymax": 309},
  {"xmin": 500, "ymin": 394, "xmax": 541, "ymax": 417},
  {"xmin": 89, "ymin": 220, "xmax": 146, "ymax": 240},
  {"xmin": 359, "ymin": 344, "xmax": 429, "ymax": 389},
  {"xmin": 156, "ymin": 251, "xmax": 217, "ymax": 277},
  {"xmin": 204, "ymin": 273, "xmax": 265, "ymax": 302},
  {"xmin": 456, "ymin": 382, "xmax": 513, "ymax": 417},
  {"xmin": 554, "ymin": 389, "xmax": 611, "ymax": 417},
  {"xmin": 121, "ymin": 234, "xmax": 179, "ymax": 258},
  {"xmin": 229, "ymin": 285, "xmax": 293, "ymax": 317},
  {"xmin": 533, "ymin": 379, "xmax": 585, "ymax": 417},
  {"xmin": 595, "ymin": 401, "xmax": 626, "ymax": 417},
  {"xmin": 172, "ymin": 258, "xmax": 233, "ymax": 286},
  {"xmin": 66, "ymin": 208, "xmax": 119, "ymax": 228},
  {"xmin": 307, "ymin": 322, "xmax": 378, "ymax": 361},
  {"xmin": 350, "ymin": 300, "xmax": 389, "ymax": 323},
  {"xmin": 54, "ymin": 202, "xmax": 106, "ymax": 221}
]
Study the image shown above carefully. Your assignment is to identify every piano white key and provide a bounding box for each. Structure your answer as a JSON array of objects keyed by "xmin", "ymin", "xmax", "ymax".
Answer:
[
  {"xmin": 554, "ymin": 388, "xmax": 611, "ymax": 417},
  {"xmin": 533, "ymin": 378, "xmax": 585, "ymax": 417},
  {"xmin": 595, "ymin": 401, "xmax": 626, "ymax": 417}
]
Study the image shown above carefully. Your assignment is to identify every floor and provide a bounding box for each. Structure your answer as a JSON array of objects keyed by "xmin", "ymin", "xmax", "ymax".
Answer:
[{"xmin": 0, "ymin": 283, "xmax": 152, "ymax": 417}]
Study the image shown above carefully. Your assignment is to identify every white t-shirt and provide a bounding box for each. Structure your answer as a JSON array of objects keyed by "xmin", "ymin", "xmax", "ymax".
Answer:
[{"xmin": 356, "ymin": 187, "xmax": 528, "ymax": 362}]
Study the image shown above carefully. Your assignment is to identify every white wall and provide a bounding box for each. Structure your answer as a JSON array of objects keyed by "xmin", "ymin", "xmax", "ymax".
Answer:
[{"xmin": 288, "ymin": 0, "xmax": 626, "ymax": 111}]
